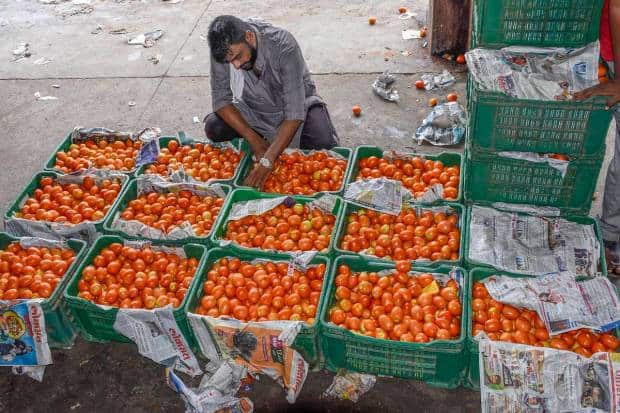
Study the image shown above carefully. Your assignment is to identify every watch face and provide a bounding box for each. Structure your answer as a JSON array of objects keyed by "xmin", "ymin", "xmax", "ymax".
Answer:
[{"xmin": 260, "ymin": 158, "xmax": 271, "ymax": 168}]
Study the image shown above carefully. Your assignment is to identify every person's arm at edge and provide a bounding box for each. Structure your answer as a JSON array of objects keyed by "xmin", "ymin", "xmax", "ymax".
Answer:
[{"xmin": 574, "ymin": 0, "xmax": 620, "ymax": 107}]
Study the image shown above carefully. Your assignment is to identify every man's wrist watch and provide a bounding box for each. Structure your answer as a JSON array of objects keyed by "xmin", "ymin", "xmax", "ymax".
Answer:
[{"xmin": 259, "ymin": 157, "xmax": 272, "ymax": 169}]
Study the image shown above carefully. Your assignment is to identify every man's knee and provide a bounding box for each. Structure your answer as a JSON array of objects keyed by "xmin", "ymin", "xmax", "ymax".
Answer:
[
  {"xmin": 300, "ymin": 105, "xmax": 338, "ymax": 150},
  {"xmin": 203, "ymin": 113, "xmax": 233, "ymax": 143}
]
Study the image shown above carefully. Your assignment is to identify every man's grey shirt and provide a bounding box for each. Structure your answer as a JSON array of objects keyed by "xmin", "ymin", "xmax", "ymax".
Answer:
[{"xmin": 210, "ymin": 20, "xmax": 322, "ymax": 146}]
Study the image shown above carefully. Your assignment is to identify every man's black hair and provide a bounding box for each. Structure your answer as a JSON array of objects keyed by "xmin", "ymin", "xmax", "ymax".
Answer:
[{"xmin": 208, "ymin": 15, "xmax": 251, "ymax": 63}]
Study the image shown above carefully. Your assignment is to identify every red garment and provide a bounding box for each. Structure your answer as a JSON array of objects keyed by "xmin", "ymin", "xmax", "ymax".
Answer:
[{"xmin": 601, "ymin": 0, "xmax": 615, "ymax": 62}]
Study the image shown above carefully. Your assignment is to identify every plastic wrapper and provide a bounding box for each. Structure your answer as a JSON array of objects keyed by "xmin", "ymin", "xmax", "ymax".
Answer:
[
  {"xmin": 0, "ymin": 301, "xmax": 51, "ymax": 368},
  {"xmin": 468, "ymin": 206, "xmax": 601, "ymax": 277},
  {"xmin": 111, "ymin": 175, "xmax": 226, "ymax": 240},
  {"xmin": 482, "ymin": 274, "xmax": 620, "ymax": 336},
  {"xmin": 228, "ymin": 197, "xmax": 289, "ymax": 222},
  {"xmin": 166, "ymin": 360, "xmax": 254, "ymax": 413},
  {"xmin": 466, "ymin": 42, "xmax": 600, "ymax": 101},
  {"xmin": 5, "ymin": 217, "xmax": 99, "ymax": 246},
  {"xmin": 322, "ymin": 370, "xmax": 376, "ymax": 403},
  {"xmin": 343, "ymin": 178, "xmax": 405, "ymax": 215},
  {"xmin": 371, "ymin": 71, "xmax": 399, "ymax": 102},
  {"xmin": 479, "ymin": 338, "xmax": 620, "ymax": 413},
  {"xmin": 113, "ymin": 306, "xmax": 202, "ymax": 377},
  {"xmin": 421, "ymin": 70, "xmax": 456, "ymax": 90},
  {"xmin": 498, "ymin": 152, "xmax": 569, "ymax": 178},
  {"xmin": 490, "ymin": 203, "xmax": 561, "ymax": 218},
  {"xmin": 414, "ymin": 102, "xmax": 467, "ymax": 146},
  {"xmin": 188, "ymin": 314, "xmax": 308, "ymax": 404}
]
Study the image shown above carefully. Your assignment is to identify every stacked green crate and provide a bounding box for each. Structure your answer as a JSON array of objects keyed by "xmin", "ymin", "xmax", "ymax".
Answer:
[{"xmin": 465, "ymin": 0, "xmax": 612, "ymax": 214}]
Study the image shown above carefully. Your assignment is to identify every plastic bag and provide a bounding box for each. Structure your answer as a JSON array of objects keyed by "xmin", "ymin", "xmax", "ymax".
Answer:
[
  {"xmin": 343, "ymin": 177, "xmax": 405, "ymax": 215},
  {"xmin": 322, "ymin": 370, "xmax": 376, "ymax": 403},
  {"xmin": 421, "ymin": 70, "xmax": 456, "ymax": 90},
  {"xmin": 371, "ymin": 71, "xmax": 399, "ymax": 102},
  {"xmin": 414, "ymin": 102, "xmax": 467, "ymax": 146}
]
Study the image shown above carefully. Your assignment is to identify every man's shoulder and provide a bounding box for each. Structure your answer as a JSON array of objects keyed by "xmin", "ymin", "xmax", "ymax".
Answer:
[{"xmin": 250, "ymin": 19, "xmax": 297, "ymax": 50}]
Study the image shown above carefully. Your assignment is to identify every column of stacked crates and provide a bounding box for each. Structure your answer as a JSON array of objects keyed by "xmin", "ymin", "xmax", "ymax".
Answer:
[
  {"xmin": 463, "ymin": 0, "xmax": 614, "ymax": 389},
  {"xmin": 465, "ymin": 0, "xmax": 612, "ymax": 215}
]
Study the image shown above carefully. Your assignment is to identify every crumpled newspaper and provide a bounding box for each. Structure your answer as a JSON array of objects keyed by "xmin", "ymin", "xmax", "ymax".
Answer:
[
  {"xmin": 166, "ymin": 360, "xmax": 253, "ymax": 413},
  {"xmin": 482, "ymin": 274, "xmax": 620, "ymax": 335},
  {"xmin": 372, "ymin": 71, "xmax": 399, "ymax": 102},
  {"xmin": 113, "ymin": 306, "xmax": 202, "ymax": 377},
  {"xmin": 468, "ymin": 205, "xmax": 602, "ymax": 277},
  {"xmin": 415, "ymin": 102, "xmax": 467, "ymax": 146},
  {"xmin": 421, "ymin": 70, "xmax": 456, "ymax": 90},
  {"xmin": 466, "ymin": 41, "xmax": 600, "ymax": 101},
  {"xmin": 323, "ymin": 370, "xmax": 376, "ymax": 403}
]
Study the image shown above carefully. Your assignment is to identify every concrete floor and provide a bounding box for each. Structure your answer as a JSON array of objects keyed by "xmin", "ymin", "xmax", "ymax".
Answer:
[{"xmin": 0, "ymin": 0, "xmax": 614, "ymax": 411}]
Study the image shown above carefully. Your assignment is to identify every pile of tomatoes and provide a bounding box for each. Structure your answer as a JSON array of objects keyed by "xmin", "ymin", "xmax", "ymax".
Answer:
[
  {"xmin": 355, "ymin": 155, "xmax": 459, "ymax": 200},
  {"xmin": 328, "ymin": 261, "xmax": 462, "ymax": 342},
  {"xmin": 340, "ymin": 207, "xmax": 460, "ymax": 261},
  {"xmin": 15, "ymin": 176, "xmax": 122, "ymax": 224},
  {"xmin": 261, "ymin": 150, "xmax": 347, "ymax": 195},
  {"xmin": 76, "ymin": 243, "xmax": 198, "ymax": 309},
  {"xmin": 224, "ymin": 202, "xmax": 335, "ymax": 252},
  {"xmin": 0, "ymin": 242, "xmax": 76, "ymax": 300},
  {"xmin": 194, "ymin": 257, "xmax": 326, "ymax": 323},
  {"xmin": 471, "ymin": 281, "xmax": 619, "ymax": 356},
  {"xmin": 54, "ymin": 139, "xmax": 141, "ymax": 173},
  {"xmin": 120, "ymin": 190, "xmax": 224, "ymax": 237},
  {"xmin": 143, "ymin": 140, "xmax": 242, "ymax": 182}
]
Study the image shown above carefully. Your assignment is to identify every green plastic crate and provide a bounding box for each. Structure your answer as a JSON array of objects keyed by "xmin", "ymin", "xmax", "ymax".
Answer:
[
  {"xmin": 464, "ymin": 267, "xmax": 534, "ymax": 390},
  {"xmin": 134, "ymin": 134, "xmax": 251, "ymax": 185},
  {"xmin": 463, "ymin": 204, "xmax": 608, "ymax": 277},
  {"xmin": 344, "ymin": 145, "xmax": 463, "ymax": 203},
  {"xmin": 102, "ymin": 178, "xmax": 231, "ymax": 246},
  {"xmin": 43, "ymin": 130, "xmax": 166, "ymax": 176},
  {"xmin": 332, "ymin": 201, "xmax": 464, "ymax": 268},
  {"xmin": 0, "ymin": 233, "xmax": 87, "ymax": 348},
  {"xmin": 464, "ymin": 147, "xmax": 603, "ymax": 215},
  {"xmin": 181, "ymin": 247, "xmax": 330, "ymax": 367},
  {"xmin": 234, "ymin": 147, "xmax": 353, "ymax": 196},
  {"xmin": 471, "ymin": 0, "xmax": 604, "ymax": 49},
  {"xmin": 467, "ymin": 78, "xmax": 612, "ymax": 158},
  {"xmin": 319, "ymin": 255, "xmax": 468, "ymax": 388},
  {"xmin": 4, "ymin": 171, "xmax": 128, "ymax": 232},
  {"xmin": 63, "ymin": 235, "xmax": 207, "ymax": 343},
  {"xmin": 211, "ymin": 188, "xmax": 344, "ymax": 257},
  {"xmin": 464, "ymin": 267, "xmax": 619, "ymax": 389}
]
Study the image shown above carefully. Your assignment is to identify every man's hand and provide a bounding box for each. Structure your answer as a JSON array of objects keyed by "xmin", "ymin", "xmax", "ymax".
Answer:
[
  {"xmin": 574, "ymin": 80, "xmax": 620, "ymax": 108},
  {"xmin": 243, "ymin": 164, "xmax": 271, "ymax": 190},
  {"xmin": 249, "ymin": 138, "xmax": 270, "ymax": 161}
]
